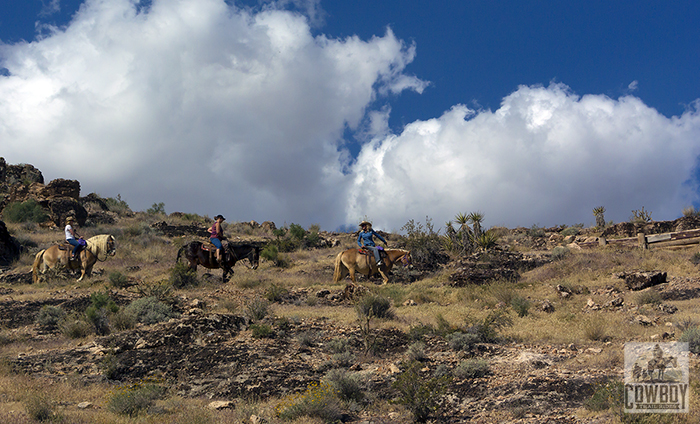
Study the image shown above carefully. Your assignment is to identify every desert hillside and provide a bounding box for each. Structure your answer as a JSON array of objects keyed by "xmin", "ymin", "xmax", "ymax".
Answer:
[{"xmin": 1, "ymin": 158, "xmax": 700, "ymax": 424}]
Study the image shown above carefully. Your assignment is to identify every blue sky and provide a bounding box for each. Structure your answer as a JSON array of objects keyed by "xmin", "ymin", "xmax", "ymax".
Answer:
[{"xmin": 1, "ymin": 0, "xmax": 699, "ymax": 231}]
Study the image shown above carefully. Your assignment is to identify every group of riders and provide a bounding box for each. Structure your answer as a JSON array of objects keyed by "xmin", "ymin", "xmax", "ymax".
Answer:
[{"xmin": 63, "ymin": 213, "xmax": 386, "ymax": 266}]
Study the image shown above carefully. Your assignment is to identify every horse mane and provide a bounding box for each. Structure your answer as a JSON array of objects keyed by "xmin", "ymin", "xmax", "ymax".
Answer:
[{"xmin": 86, "ymin": 234, "xmax": 114, "ymax": 261}]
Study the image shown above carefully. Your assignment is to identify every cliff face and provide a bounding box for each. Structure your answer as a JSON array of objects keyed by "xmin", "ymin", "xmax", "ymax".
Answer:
[{"xmin": 0, "ymin": 157, "xmax": 87, "ymax": 226}]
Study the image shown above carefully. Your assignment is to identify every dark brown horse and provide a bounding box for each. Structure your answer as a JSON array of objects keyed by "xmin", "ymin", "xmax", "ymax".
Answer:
[{"xmin": 176, "ymin": 241, "xmax": 260, "ymax": 282}]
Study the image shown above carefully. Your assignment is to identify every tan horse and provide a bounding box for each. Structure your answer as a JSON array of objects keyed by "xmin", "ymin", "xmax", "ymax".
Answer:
[
  {"xmin": 333, "ymin": 247, "xmax": 411, "ymax": 285},
  {"xmin": 32, "ymin": 234, "xmax": 116, "ymax": 283}
]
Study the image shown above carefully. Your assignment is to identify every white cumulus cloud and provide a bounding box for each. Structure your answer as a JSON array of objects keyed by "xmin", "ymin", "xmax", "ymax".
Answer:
[{"xmin": 348, "ymin": 84, "xmax": 700, "ymax": 231}]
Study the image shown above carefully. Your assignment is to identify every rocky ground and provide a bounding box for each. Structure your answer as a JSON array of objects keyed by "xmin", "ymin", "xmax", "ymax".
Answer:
[{"xmin": 0, "ymin": 277, "xmax": 645, "ymax": 423}]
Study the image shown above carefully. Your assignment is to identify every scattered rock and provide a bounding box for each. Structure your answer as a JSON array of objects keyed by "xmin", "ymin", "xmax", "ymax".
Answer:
[
  {"xmin": 208, "ymin": 400, "xmax": 234, "ymax": 410},
  {"xmin": 540, "ymin": 299, "xmax": 555, "ymax": 313},
  {"xmin": 617, "ymin": 271, "xmax": 667, "ymax": 291}
]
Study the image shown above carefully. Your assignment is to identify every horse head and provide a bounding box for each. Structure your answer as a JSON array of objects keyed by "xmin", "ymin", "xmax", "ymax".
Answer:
[{"xmin": 106, "ymin": 235, "xmax": 117, "ymax": 256}]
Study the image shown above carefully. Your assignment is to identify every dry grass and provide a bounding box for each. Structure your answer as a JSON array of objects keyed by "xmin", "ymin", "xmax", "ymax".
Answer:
[{"xmin": 4, "ymin": 215, "xmax": 700, "ymax": 422}]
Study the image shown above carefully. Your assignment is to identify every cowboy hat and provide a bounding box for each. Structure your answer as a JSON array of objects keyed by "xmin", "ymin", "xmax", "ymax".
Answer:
[
  {"xmin": 214, "ymin": 215, "xmax": 226, "ymax": 221},
  {"xmin": 359, "ymin": 220, "xmax": 372, "ymax": 227}
]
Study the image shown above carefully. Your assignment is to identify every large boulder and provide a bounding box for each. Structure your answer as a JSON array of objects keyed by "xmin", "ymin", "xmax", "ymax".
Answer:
[
  {"xmin": 43, "ymin": 198, "xmax": 88, "ymax": 227},
  {"xmin": 0, "ymin": 158, "xmax": 44, "ymax": 188},
  {"xmin": 0, "ymin": 220, "xmax": 21, "ymax": 266}
]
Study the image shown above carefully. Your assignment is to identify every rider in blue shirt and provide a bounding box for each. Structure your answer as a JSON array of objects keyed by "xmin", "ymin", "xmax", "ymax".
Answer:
[{"xmin": 357, "ymin": 221, "xmax": 387, "ymax": 267}]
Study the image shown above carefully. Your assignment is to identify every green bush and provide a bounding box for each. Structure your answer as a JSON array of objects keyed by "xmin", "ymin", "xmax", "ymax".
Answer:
[
  {"xmin": 406, "ymin": 341, "xmax": 428, "ymax": 362},
  {"xmin": 106, "ymin": 380, "xmax": 165, "ymax": 416},
  {"xmin": 170, "ymin": 262, "xmax": 199, "ymax": 288},
  {"xmin": 511, "ymin": 295, "xmax": 531, "ymax": 317},
  {"xmin": 551, "ymin": 246, "xmax": 569, "ymax": 261},
  {"xmin": 146, "ymin": 202, "xmax": 166, "ymax": 215},
  {"xmin": 3, "ymin": 200, "xmax": 48, "ymax": 223},
  {"xmin": 392, "ymin": 361, "xmax": 451, "ymax": 423},
  {"xmin": 634, "ymin": 290, "xmax": 662, "ymax": 306},
  {"xmin": 85, "ymin": 291, "xmax": 119, "ymax": 336},
  {"xmin": 246, "ymin": 297, "xmax": 270, "ymax": 322},
  {"xmin": 679, "ymin": 326, "xmax": 700, "ymax": 354},
  {"xmin": 109, "ymin": 271, "xmax": 130, "ymax": 288},
  {"xmin": 260, "ymin": 244, "xmax": 290, "ymax": 267},
  {"xmin": 467, "ymin": 310, "xmax": 513, "ymax": 343},
  {"xmin": 355, "ymin": 293, "xmax": 393, "ymax": 319},
  {"xmin": 35, "ymin": 305, "xmax": 66, "ymax": 331},
  {"xmin": 265, "ymin": 283, "xmax": 288, "ymax": 302},
  {"xmin": 323, "ymin": 369, "xmax": 364, "ymax": 402},
  {"xmin": 447, "ymin": 331, "xmax": 481, "ymax": 352},
  {"xmin": 250, "ymin": 323, "xmax": 274, "ymax": 338},
  {"xmin": 23, "ymin": 391, "xmax": 56, "ymax": 422},
  {"xmin": 124, "ymin": 297, "xmax": 178, "ymax": 325},
  {"xmin": 59, "ymin": 313, "xmax": 93, "ymax": 338},
  {"xmin": 400, "ymin": 217, "xmax": 450, "ymax": 272},
  {"xmin": 584, "ymin": 380, "xmax": 624, "ymax": 412},
  {"xmin": 275, "ymin": 380, "xmax": 343, "ymax": 422},
  {"xmin": 454, "ymin": 359, "xmax": 490, "ymax": 379}
]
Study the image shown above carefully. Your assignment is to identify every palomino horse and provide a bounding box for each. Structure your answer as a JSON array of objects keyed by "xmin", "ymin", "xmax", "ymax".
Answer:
[
  {"xmin": 176, "ymin": 241, "xmax": 260, "ymax": 282},
  {"xmin": 32, "ymin": 234, "xmax": 117, "ymax": 283},
  {"xmin": 333, "ymin": 247, "xmax": 412, "ymax": 285}
]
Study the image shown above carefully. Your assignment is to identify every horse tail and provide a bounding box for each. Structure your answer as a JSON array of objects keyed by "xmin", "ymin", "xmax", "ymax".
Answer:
[
  {"xmin": 176, "ymin": 246, "xmax": 185, "ymax": 264},
  {"xmin": 32, "ymin": 249, "xmax": 46, "ymax": 284},
  {"xmin": 332, "ymin": 251, "xmax": 346, "ymax": 283}
]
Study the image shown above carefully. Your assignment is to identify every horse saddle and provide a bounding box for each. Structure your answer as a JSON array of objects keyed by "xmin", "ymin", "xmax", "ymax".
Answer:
[
  {"xmin": 359, "ymin": 246, "xmax": 386, "ymax": 258},
  {"xmin": 58, "ymin": 240, "xmax": 87, "ymax": 251},
  {"xmin": 201, "ymin": 242, "xmax": 217, "ymax": 252}
]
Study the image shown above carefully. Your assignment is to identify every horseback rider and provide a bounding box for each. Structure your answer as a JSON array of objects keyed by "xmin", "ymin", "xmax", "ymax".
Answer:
[
  {"xmin": 357, "ymin": 221, "xmax": 387, "ymax": 267},
  {"xmin": 209, "ymin": 214, "xmax": 226, "ymax": 263},
  {"xmin": 64, "ymin": 217, "xmax": 84, "ymax": 260}
]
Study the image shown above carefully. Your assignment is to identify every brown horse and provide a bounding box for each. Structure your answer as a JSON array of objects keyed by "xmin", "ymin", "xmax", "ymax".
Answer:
[
  {"xmin": 32, "ymin": 234, "xmax": 117, "ymax": 283},
  {"xmin": 333, "ymin": 247, "xmax": 411, "ymax": 285},
  {"xmin": 176, "ymin": 241, "xmax": 260, "ymax": 282}
]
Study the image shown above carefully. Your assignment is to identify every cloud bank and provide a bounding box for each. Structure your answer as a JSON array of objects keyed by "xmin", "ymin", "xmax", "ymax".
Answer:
[{"xmin": 2, "ymin": 0, "xmax": 700, "ymax": 231}]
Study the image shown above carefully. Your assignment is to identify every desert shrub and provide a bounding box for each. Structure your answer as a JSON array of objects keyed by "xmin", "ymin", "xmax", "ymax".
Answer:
[
  {"xmin": 473, "ymin": 230, "xmax": 499, "ymax": 251},
  {"xmin": 260, "ymin": 244, "xmax": 290, "ymax": 267},
  {"xmin": 35, "ymin": 305, "xmax": 66, "ymax": 331},
  {"xmin": 59, "ymin": 313, "xmax": 93, "ymax": 338},
  {"xmin": 355, "ymin": 293, "xmax": 393, "ymax": 319},
  {"xmin": 136, "ymin": 281, "xmax": 175, "ymax": 303},
  {"xmin": 296, "ymin": 331, "xmax": 316, "ymax": 347},
  {"xmin": 435, "ymin": 314, "xmax": 459, "ymax": 336},
  {"xmin": 454, "ymin": 359, "xmax": 490, "ymax": 379},
  {"xmin": 331, "ymin": 351, "xmax": 356, "ymax": 368},
  {"xmin": 107, "ymin": 380, "xmax": 165, "ymax": 416},
  {"xmin": 560, "ymin": 225, "xmax": 581, "ymax": 237},
  {"xmin": 630, "ymin": 207, "xmax": 652, "ymax": 224},
  {"xmin": 679, "ymin": 326, "xmax": 700, "ymax": 355},
  {"xmin": 489, "ymin": 284, "xmax": 515, "ymax": 305},
  {"xmin": 676, "ymin": 317, "xmax": 699, "ymax": 333},
  {"xmin": 550, "ymin": 246, "xmax": 569, "ymax": 261},
  {"xmin": 683, "ymin": 206, "xmax": 700, "ymax": 217},
  {"xmin": 327, "ymin": 337, "xmax": 351, "ymax": 354},
  {"xmin": 246, "ymin": 297, "xmax": 270, "ymax": 322},
  {"xmin": 108, "ymin": 271, "xmax": 130, "ymax": 288},
  {"xmin": 3, "ymin": 200, "xmax": 48, "ymax": 223},
  {"xmin": 399, "ymin": 217, "xmax": 450, "ymax": 271},
  {"xmin": 124, "ymin": 296, "xmax": 178, "ymax": 325},
  {"xmin": 250, "ymin": 323, "xmax": 274, "ymax": 338},
  {"xmin": 582, "ymin": 317, "xmax": 608, "ymax": 341},
  {"xmin": 584, "ymin": 380, "xmax": 624, "ymax": 412},
  {"xmin": 23, "ymin": 391, "xmax": 56, "ymax": 422},
  {"xmin": 265, "ymin": 283, "xmax": 288, "ymax": 302},
  {"xmin": 467, "ymin": 310, "xmax": 513, "ymax": 343},
  {"xmin": 634, "ymin": 290, "xmax": 662, "ymax": 306},
  {"xmin": 408, "ymin": 323, "xmax": 436, "ymax": 341},
  {"xmin": 103, "ymin": 194, "xmax": 132, "ymax": 215},
  {"xmin": 85, "ymin": 291, "xmax": 119, "ymax": 335},
  {"xmin": 392, "ymin": 361, "xmax": 451, "ymax": 423},
  {"xmin": 170, "ymin": 261, "xmax": 199, "ymax": 288},
  {"xmin": 511, "ymin": 295, "xmax": 531, "ymax": 317},
  {"xmin": 276, "ymin": 380, "xmax": 343, "ymax": 422},
  {"xmin": 527, "ymin": 225, "xmax": 545, "ymax": 238},
  {"xmin": 690, "ymin": 252, "xmax": 700, "ymax": 266},
  {"xmin": 146, "ymin": 202, "xmax": 165, "ymax": 215},
  {"xmin": 406, "ymin": 341, "xmax": 428, "ymax": 362},
  {"xmin": 324, "ymin": 369, "xmax": 365, "ymax": 403},
  {"xmin": 447, "ymin": 332, "xmax": 481, "ymax": 352},
  {"xmin": 106, "ymin": 307, "xmax": 136, "ymax": 332}
]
